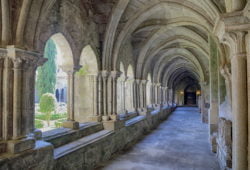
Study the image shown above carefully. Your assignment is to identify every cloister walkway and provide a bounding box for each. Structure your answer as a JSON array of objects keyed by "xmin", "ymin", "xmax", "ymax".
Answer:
[{"xmin": 98, "ymin": 107, "xmax": 220, "ymax": 170}]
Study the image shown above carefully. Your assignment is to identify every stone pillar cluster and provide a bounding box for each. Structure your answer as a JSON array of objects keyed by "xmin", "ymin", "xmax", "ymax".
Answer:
[
  {"xmin": 99, "ymin": 70, "xmax": 121, "ymax": 121},
  {"xmin": 0, "ymin": 46, "xmax": 46, "ymax": 154}
]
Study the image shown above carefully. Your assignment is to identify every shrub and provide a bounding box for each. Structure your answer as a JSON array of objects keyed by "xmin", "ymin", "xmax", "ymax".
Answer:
[
  {"xmin": 51, "ymin": 113, "xmax": 67, "ymax": 120},
  {"xmin": 35, "ymin": 113, "xmax": 67, "ymax": 121},
  {"xmin": 39, "ymin": 93, "xmax": 56, "ymax": 126},
  {"xmin": 35, "ymin": 119, "xmax": 44, "ymax": 129}
]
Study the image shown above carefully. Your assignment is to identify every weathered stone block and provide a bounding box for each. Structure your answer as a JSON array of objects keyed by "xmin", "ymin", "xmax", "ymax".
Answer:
[
  {"xmin": 103, "ymin": 120, "xmax": 125, "ymax": 130},
  {"xmin": 88, "ymin": 115, "xmax": 102, "ymax": 122},
  {"xmin": 62, "ymin": 121, "xmax": 80, "ymax": 130},
  {"xmin": 0, "ymin": 142, "xmax": 7, "ymax": 154},
  {"xmin": 7, "ymin": 137, "xmax": 35, "ymax": 154}
]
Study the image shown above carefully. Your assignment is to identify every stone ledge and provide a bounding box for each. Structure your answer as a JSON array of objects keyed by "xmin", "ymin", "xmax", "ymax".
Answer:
[
  {"xmin": 54, "ymin": 130, "xmax": 113, "ymax": 159},
  {"xmin": 119, "ymin": 111, "xmax": 138, "ymax": 121},
  {"xmin": 7, "ymin": 137, "xmax": 35, "ymax": 154},
  {"xmin": 125, "ymin": 115, "xmax": 146, "ymax": 126},
  {"xmin": 151, "ymin": 109, "xmax": 160, "ymax": 115},
  {"xmin": 43, "ymin": 122, "xmax": 103, "ymax": 148}
]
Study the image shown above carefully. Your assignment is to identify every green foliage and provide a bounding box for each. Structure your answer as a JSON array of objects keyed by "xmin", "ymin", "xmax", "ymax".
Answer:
[
  {"xmin": 39, "ymin": 93, "xmax": 56, "ymax": 113},
  {"xmin": 35, "ymin": 113, "xmax": 67, "ymax": 121},
  {"xmin": 36, "ymin": 39, "xmax": 57, "ymax": 99},
  {"xmin": 55, "ymin": 118, "xmax": 67, "ymax": 128},
  {"xmin": 39, "ymin": 93, "xmax": 56, "ymax": 126},
  {"xmin": 76, "ymin": 65, "xmax": 90, "ymax": 76},
  {"xmin": 35, "ymin": 119, "xmax": 44, "ymax": 129}
]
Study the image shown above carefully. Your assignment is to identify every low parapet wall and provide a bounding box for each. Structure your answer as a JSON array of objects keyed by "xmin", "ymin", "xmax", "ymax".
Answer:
[{"xmin": 0, "ymin": 106, "xmax": 175, "ymax": 170}]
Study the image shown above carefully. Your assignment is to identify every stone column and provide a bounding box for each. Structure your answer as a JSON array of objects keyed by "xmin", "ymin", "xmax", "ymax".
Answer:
[
  {"xmin": 142, "ymin": 80, "xmax": 147, "ymax": 109},
  {"xmin": 110, "ymin": 71, "xmax": 120, "ymax": 120},
  {"xmin": 0, "ymin": 55, "xmax": 4, "ymax": 141},
  {"xmin": 231, "ymin": 32, "xmax": 248, "ymax": 170},
  {"xmin": 12, "ymin": 58, "xmax": 23, "ymax": 139},
  {"xmin": 1, "ymin": 46, "xmax": 46, "ymax": 154},
  {"xmin": 154, "ymin": 84, "xmax": 158, "ymax": 106},
  {"xmin": 101, "ymin": 71, "xmax": 109, "ymax": 120},
  {"xmin": 151, "ymin": 83, "xmax": 155, "ymax": 105},
  {"xmin": 156, "ymin": 83, "xmax": 161, "ymax": 105},
  {"xmin": 139, "ymin": 80, "xmax": 144, "ymax": 110},
  {"xmin": 137, "ymin": 80, "xmax": 147, "ymax": 113},
  {"xmin": 134, "ymin": 79, "xmax": 140, "ymax": 111},
  {"xmin": 122, "ymin": 77, "xmax": 127, "ymax": 113},
  {"xmin": 92, "ymin": 75, "xmax": 98, "ymax": 116},
  {"xmin": 97, "ymin": 73, "xmax": 102, "ymax": 116},
  {"xmin": 200, "ymin": 82, "xmax": 206, "ymax": 122},
  {"xmin": 132, "ymin": 79, "xmax": 136, "ymax": 111},
  {"xmin": 86, "ymin": 74, "xmax": 102, "ymax": 122},
  {"xmin": 208, "ymin": 35, "xmax": 219, "ymax": 152},
  {"xmin": 245, "ymin": 32, "xmax": 250, "ymax": 168},
  {"xmin": 102, "ymin": 71, "xmax": 124, "ymax": 130},
  {"xmin": 2, "ymin": 57, "xmax": 11, "ymax": 141},
  {"xmin": 169, "ymin": 89, "xmax": 173, "ymax": 106},
  {"xmin": 62, "ymin": 69, "xmax": 79, "ymax": 129}
]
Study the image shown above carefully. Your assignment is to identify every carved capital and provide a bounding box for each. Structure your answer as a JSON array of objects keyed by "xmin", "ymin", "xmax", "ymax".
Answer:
[
  {"xmin": 100, "ymin": 70, "xmax": 109, "ymax": 78},
  {"xmin": 0, "ymin": 48, "xmax": 7, "ymax": 59},
  {"xmin": 110, "ymin": 70, "xmax": 121, "ymax": 79},
  {"xmin": 6, "ymin": 46, "xmax": 46, "ymax": 70}
]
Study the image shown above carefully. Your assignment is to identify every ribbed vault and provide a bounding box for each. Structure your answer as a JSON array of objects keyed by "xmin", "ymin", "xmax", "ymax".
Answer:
[{"xmin": 106, "ymin": 0, "xmax": 222, "ymax": 96}]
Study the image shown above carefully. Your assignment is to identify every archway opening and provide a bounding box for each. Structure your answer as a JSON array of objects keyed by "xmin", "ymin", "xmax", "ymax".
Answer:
[
  {"xmin": 74, "ymin": 45, "xmax": 99, "ymax": 122},
  {"xmin": 117, "ymin": 62, "xmax": 126, "ymax": 114},
  {"xmin": 184, "ymin": 85, "xmax": 199, "ymax": 106},
  {"xmin": 35, "ymin": 33, "xmax": 73, "ymax": 132},
  {"xmin": 125, "ymin": 65, "xmax": 135, "ymax": 112}
]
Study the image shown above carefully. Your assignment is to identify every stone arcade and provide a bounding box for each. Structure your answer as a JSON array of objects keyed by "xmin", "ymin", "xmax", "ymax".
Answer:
[{"xmin": 0, "ymin": 0, "xmax": 250, "ymax": 170}]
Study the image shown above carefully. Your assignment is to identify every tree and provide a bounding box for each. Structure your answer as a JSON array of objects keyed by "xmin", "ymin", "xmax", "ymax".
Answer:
[
  {"xmin": 39, "ymin": 93, "xmax": 56, "ymax": 127},
  {"xmin": 36, "ymin": 39, "xmax": 57, "ymax": 99}
]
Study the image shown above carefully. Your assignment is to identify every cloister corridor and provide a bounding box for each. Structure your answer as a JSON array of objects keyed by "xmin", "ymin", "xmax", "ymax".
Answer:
[
  {"xmin": 2, "ymin": 0, "xmax": 250, "ymax": 170},
  {"xmin": 98, "ymin": 107, "xmax": 220, "ymax": 170}
]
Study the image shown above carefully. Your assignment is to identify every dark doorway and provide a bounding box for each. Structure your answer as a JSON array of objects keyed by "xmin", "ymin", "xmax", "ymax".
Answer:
[{"xmin": 184, "ymin": 92, "xmax": 196, "ymax": 105}]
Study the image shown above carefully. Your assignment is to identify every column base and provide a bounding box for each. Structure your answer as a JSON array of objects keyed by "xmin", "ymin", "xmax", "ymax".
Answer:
[
  {"xmin": 88, "ymin": 115, "xmax": 102, "ymax": 122},
  {"xmin": 33, "ymin": 129, "xmax": 42, "ymax": 140},
  {"xmin": 209, "ymin": 124, "xmax": 218, "ymax": 153},
  {"xmin": 138, "ymin": 108, "xmax": 148, "ymax": 116},
  {"xmin": 62, "ymin": 121, "xmax": 79, "ymax": 130},
  {"xmin": 0, "ymin": 142, "xmax": 7, "ymax": 154},
  {"xmin": 7, "ymin": 137, "xmax": 35, "ymax": 154},
  {"xmin": 110, "ymin": 114, "xmax": 119, "ymax": 121},
  {"xmin": 103, "ymin": 120, "xmax": 125, "ymax": 130},
  {"xmin": 102, "ymin": 115, "xmax": 110, "ymax": 121}
]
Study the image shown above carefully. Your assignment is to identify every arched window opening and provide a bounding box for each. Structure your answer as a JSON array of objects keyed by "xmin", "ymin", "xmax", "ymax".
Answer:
[
  {"xmin": 74, "ymin": 45, "xmax": 99, "ymax": 122},
  {"xmin": 146, "ymin": 74, "xmax": 152, "ymax": 107},
  {"xmin": 35, "ymin": 33, "xmax": 73, "ymax": 132},
  {"xmin": 125, "ymin": 65, "xmax": 135, "ymax": 112},
  {"xmin": 117, "ymin": 62, "xmax": 126, "ymax": 114}
]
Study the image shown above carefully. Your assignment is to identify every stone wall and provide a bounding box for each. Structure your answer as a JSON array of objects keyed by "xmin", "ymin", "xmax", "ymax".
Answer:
[
  {"xmin": 217, "ymin": 118, "xmax": 232, "ymax": 170},
  {"xmin": 0, "ymin": 107, "xmax": 174, "ymax": 170},
  {"xmin": 217, "ymin": 101, "xmax": 232, "ymax": 170}
]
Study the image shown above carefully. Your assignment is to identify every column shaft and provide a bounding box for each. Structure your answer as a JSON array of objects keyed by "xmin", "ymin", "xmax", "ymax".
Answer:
[
  {"xmin": 232, "ymin": 53, "xmax": 248, "ymax": 170},
  {"xmin": 13, "ymin": 60, "xmax": 23, "ymax": 139},
  {"xmin": 67, "ymin": 71, "xmax": 75, "ymax": 121},
  {"xmin": 97, "ymin": 74, "xmax": 102, "ymax": 116},
  {"xmin": 0, "ymin": 58, "xmax": 3, "ymax": 140},
  {"xmin": 102, "ymin": 73, "xmax": 108, "ymax": 116},
  {"xmin": 2, "ymin": 58, "xmax": 12, "ymax": 140}
]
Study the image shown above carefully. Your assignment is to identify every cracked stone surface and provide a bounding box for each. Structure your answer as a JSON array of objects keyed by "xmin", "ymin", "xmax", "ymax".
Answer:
[{"xmin": 98, "ymin": 107, "xmax": 220, "ymax": 170}]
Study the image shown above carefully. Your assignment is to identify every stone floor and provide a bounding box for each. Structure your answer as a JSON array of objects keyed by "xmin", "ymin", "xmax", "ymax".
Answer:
[{"xmin": 97, "ymin": 107, "xmax": 220, "ymax": 170}]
